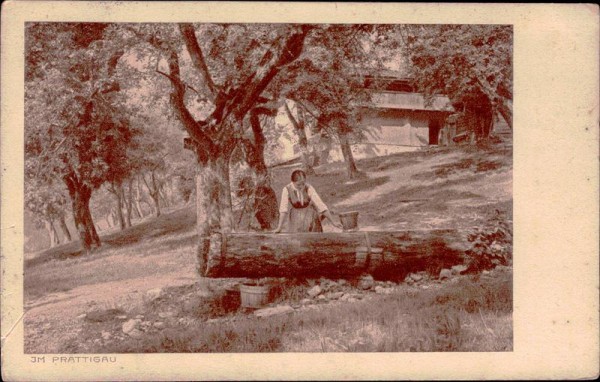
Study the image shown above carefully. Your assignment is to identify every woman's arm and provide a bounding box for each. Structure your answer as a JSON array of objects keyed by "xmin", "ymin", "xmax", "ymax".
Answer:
[
  {"xmin": 308, "ymin": 185, "xmax": 343, "ymax": 229},
  {"xmin": 273, "ymin": 187, "xmax": 290, "ymax": 233},
  {"xmin": 273, "ymin": 212, "xmax": 288, "ymax": 233},
  {"xmin": 321, "ymin": 209, "xmax": 343, "ymax": 229}
]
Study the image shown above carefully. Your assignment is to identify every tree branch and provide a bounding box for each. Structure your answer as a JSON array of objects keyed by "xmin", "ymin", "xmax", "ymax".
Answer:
[{"xmin": 179, "ymin": 23, "xmax": 217, "ymax": 103}]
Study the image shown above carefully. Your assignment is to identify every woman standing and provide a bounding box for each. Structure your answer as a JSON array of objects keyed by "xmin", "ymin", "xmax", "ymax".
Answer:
[{"xmin": 273, "ymin": 170, "xmax": 342, "ymax": 233}]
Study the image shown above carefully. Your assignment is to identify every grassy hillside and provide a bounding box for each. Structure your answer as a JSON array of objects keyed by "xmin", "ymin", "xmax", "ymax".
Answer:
[{"xmin": 24, "ymin": 143, "xmax": 512, "ymax": 353}]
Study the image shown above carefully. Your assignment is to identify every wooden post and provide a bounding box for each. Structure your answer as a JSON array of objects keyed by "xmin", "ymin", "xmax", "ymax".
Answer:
[{"xmin": 200, "ymin": 230, "xmax": 468, "ymax": 279}]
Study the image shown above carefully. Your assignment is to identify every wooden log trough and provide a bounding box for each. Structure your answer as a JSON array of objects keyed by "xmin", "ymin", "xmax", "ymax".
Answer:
[{"xmin": 199, "ymin": 230, "xmax": 469, "ymax": 280}]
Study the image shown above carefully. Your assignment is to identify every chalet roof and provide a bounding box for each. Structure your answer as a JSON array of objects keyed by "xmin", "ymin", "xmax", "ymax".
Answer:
[{"xmin": 369, "ymin": 91, "xmax": 454, "ymax": 112}]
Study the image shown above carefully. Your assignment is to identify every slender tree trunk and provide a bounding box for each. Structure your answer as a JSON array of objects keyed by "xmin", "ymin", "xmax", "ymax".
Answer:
[
  {"xmin": 284, "ymin": 102, "xmax": 315, "ymax": 175},
  {"xmin": 158, "ymin": 184, "xmax": 170, "ymax": 207},
  {"xmin": 58, "ymin": 216, "xmax": 72, "ymax": 242},
  {"xmin": 107, "ymin": 211, "xmax": 115, "ymax": 228},
  {"xmin": 65, "ymin": 177, "xmax": 100, "ymax": 254},
  {"xmin": 113, "ymin": 183, "xmax": 126, "ymax": 230},
  {"xmin": 44, "ymin": 219, "xmax": 60, "ymax": 248},
  {"xmin": 338, "ymin": 132, "xmax": 360, "ymax": 179},
  {"xmin": 134, "ymin": 176, "xmax": 145, "ymax": 218},
  {"xmin": 150, "ymin": 172, "xmax": 161, "ymax": 217},
  {"xmin": 124, "ymin": 179, "xmax": 134, "ymax": 226},
  {"xmin": 498, "ymin": 100, "xmax": 512, "ymax": 130}
]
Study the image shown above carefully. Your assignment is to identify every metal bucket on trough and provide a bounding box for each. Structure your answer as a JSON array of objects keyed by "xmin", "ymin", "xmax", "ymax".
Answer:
[
  {"xmin": 339, "ymin": 211, "xmax": 359, "ymax": 231},
  {"xmin": 239, "ymin": 283, "xmax": 270, "ymax": 308}
]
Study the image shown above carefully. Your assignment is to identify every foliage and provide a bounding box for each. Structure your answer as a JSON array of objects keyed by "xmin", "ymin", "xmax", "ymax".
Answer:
[
  {"xmin": 24, "ymin": 177, "xmax": 70, "ymax": 228},
  {"xmin": 403, "ymin": 24, "xmax": 513, "ymax": 138},
  {"xmin": 465, "ymin": 210, "xmax": 513, "ymax": 272},
  {"xmin": 25, "ymin": 23, "xmax": 136, "ymax": 190}
]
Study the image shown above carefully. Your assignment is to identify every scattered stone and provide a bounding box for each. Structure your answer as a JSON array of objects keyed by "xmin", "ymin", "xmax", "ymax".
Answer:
[
  {"xmin": 77, "ymin": 314, "xmax": 87, "ymax": 320},
  {"xmin": 421, "ymin": 285, "xmax": 430, "ymax": 290},
  {"xmin": 254, "ymin": 305, "xmax": 294, "ymax": 318},
  {"xmin": 146, "ymin": 288, "xmax": 163, "ymax": 301},
  {"xmin": 135, "ymin": 315, "xmax": 144, "ymax": 319},
  {"xmin": 85, "ymin": 308, "xmax": 126, "ymax": 323},
  {"xmin": 127, "ymin": 329, "xmax": 143, "ymax": 338},
  {"xmin": 326, "ymin": 292, "xmax": 344, "ymax": 300},
  {"xmin": 317, "ymin": 295, "xmax": 327, "ymax": 301},
  {"xmin": 337, "ymin": 279, "xmax": 348, "ymax": 286},
  {"xmin": 140, "ymin": 321, "xmax": 152, "ymax": 329},
  {"xmin": 122, "ymin": 319, "xmax": 141, "ymax": 334},
  {"xmin": 116, "ymin": 315, "xmax": 128, "ymax": 320},
  {"xmin": 482, "ymin": 270, "xmax": 490, "ymax": 275},
  {"xmin": 158, "ymin": 311, "xmax": 175, "ymax": 319},
  {"xmin": 101, "ymin": 331, "xmax": 112, "ymax": 340},
  {"xmin": 439, "ymin": 269, "xmax": 452, "ymax": 280},
  {"xmin": 307, "ymin": 285, "xmax": 322, "ymax": 298},
  {"xmin": 347, "ymin": 297, "xmax": 358, "ymax": 303},
  {"xmin": 410, "ymin": 273, "xmax": 423, "ymax": 282},
  {"xmin": 451, "ymin": 264, "xmax": 468, "ymax": 275},
  {"xmin": 404, "ymin": 276, "xmax": 414, "ymax": 284},
  {"xmin": 490, "ymin": 243, "xmax": 504, "ymax": 252},
  {"xmin": 358, "ymin": 275, "xmax": 375, "ymax": 290},
  {"xmin": 375, "ymin": 286, "xmax": 393, "ymax": 295},
  {"xmin": 94, "ymin": 339, "xmax": 101, "ymax": 344},
  {"xmin": 300, "ymin": 298, "xmax": 312, "ymax": 305},
  {"xmin": 206, "ymin": 318, "xmax": 220, "ymax": 324},
  {"xmin": 153, "ymin": 321, "xmax": 165, "ymax": 329}
]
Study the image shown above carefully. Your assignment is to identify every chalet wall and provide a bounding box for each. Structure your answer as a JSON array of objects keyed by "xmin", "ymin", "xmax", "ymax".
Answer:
[{"xmin": 313, "ymin": 108, "xmax": 449, "ymax": 163}]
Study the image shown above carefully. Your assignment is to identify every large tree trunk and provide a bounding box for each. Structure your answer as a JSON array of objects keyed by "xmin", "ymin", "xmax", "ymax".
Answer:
[
  {"xmin": 243, "ymin": 111, "xmax": 279, "ymax": 230},
  {"xmin": 339, "ymin": 132, "xmax": 360, "ymax": 179},
  {"xmin": 65, "ymin": 177, "xmax": 100, "ymax": 254},
  {"xmin": 199, "ymin": 230, "xmax": 467, "ymax": 279},
  {"xmin": 158, "ymin": 24, "xmax": 311, "ymax": 289},
  {"xmin": 58, "ymin": 216, "xmax": 72, "ymax": 242},
  {"xmin": 44, "ymin": 219, "xmax": 60, "ymax": 248}
]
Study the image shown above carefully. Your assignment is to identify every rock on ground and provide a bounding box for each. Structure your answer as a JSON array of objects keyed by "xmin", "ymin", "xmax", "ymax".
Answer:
[
  {"xmin": 358, "ymin": 275, "xmax": 374, "ymax": 290},
  {"xmin": 439, "ymin": 269, "xmax": 452, "ymax": 280},
  {"xmin": 307, "ymin": 285, "xmax": 322, "ymax": 297},
  {"xmin": 451, "ymin": 264, "xmax": 468, "ymax": 275},
  {"xmin": 254, "ymin": 305, "xmax": 294, "ymax": 318},
  {"xmin": 146, "ymin": 288, "xmax": 163, "ymax": 301},
  {"xmin": 122, "ymin": 319, "xmax": 141, "ymax": 334}
]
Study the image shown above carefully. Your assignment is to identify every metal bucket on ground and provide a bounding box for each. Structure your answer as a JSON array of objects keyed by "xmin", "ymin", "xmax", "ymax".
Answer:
[
  {"xmin": 239, "ymin": 283, "xmax": 270, "ymax": 308},
  {"xmin": 339, "ymin": 211, "xmax": 359, "ymax": 231}
]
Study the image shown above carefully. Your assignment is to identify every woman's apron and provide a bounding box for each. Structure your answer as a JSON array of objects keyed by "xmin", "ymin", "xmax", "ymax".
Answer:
[{"xmin": 286, "ymin": 184, "xmax": 323, "ymax": 233}]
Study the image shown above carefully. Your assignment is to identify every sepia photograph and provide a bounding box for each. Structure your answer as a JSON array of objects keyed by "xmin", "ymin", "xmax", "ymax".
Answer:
[
  {"xmin": 22, "ymin": 20, "xmax": 513, "ymax": 354},
  {"xmin": 2, "ymin": 2, "xmax": 598, "ymax": 381}
]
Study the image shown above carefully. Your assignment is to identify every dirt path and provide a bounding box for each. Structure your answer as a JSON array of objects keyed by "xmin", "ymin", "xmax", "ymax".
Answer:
[{"xmin": 24, "ymin": 269, "xmax": 197, "ymax": 353}]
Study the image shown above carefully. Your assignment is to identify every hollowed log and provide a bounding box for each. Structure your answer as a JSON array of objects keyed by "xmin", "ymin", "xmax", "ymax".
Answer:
[{"xmin": 200, "ymin": 230, "xmax": 468, "ymax": 279}]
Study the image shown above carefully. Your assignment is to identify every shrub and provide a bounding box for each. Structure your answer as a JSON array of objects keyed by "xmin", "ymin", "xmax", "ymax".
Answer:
[{"xmin": 465, "ymin": 210, "xmax": 512, "ymax": 272}]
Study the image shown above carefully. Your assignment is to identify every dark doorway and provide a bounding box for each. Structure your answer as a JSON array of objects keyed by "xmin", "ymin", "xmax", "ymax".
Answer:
[{"xmin": 429, "ymin": 119, "xmax": 441, "ymax": 145}]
